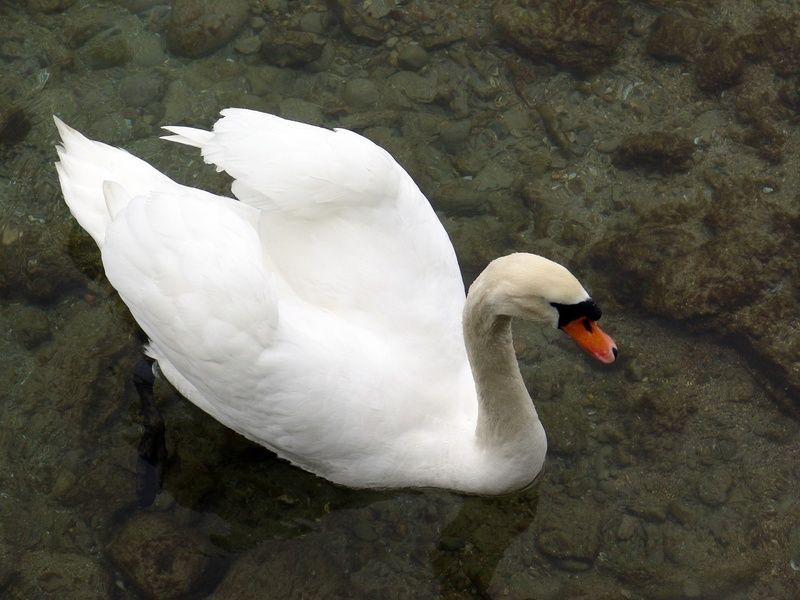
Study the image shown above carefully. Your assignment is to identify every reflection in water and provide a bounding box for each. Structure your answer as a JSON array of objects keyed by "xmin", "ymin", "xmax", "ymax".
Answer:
[{"xmin": 1, "ymin": 0, "xmax": 800, "ymax": 597}]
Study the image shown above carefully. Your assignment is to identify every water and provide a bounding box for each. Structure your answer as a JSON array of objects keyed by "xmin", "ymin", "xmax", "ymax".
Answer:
[{"xmin": 1, "ymin": 0, "xmax": 799, "ymax": 598}]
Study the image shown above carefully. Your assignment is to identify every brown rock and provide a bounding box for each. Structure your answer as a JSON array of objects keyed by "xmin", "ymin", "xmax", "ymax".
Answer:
[
  {"xmin": 109, "ymin": 513, "xmax": 221, "ymax": 599},
  {"xmin": 536, "ymin": 510, "xmax": 601, "ymax": 571},
  {"xmin": 260, "ymin": 29, "xmax": 326, "ymax": 67},
  {"xmin": 328, "ymin": 0, "xmax": 390, "ymax": 42},
  {"xmin": 646, "ymin": 13, "xmax": 713, "ymax": 62},
  {"xmin": 167, "ymin": 0, "xmax": 249, "ymax": 58},
  {"xmin": 694, "ymin": 34, "xmax": 746, "ymax": 92},
  {"xmin": 590, "ymin": 174, "xmax": 800, "ymax": 397},
  {"xmin": 0, "ymin": 220, "xmax": 89, "ymax": 304},
  {"xmin": 26, "ymin": 0, "xmax": 76, "ymax": 12},
  {"xmin": 0, "ymin": 105, "xmax": 31, "ymax": 146},
  {"xmin": 613, "ymin": 131, "xmax": 694, "ymax": 173},
  {"xmin": 10, "ymin": 551, "xmax": 112, "ymax": 599},
  {"xmin": 63, "ymin": 5, "xmax": 125, "ymax": 49},
  {"xmin": 493, "ymin": 0, "xmax": 624, "ymax": 74},
  {"xmin": 212, "ymin": 535, "xmax": 350, "ymax": 599}
]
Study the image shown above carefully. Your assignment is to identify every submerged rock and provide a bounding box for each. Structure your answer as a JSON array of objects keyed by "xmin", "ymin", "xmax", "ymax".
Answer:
[
  {"xmin": 260, "ymin": 29, "xmax": 327, "ymax": 67},
  {"xmin": 212, "ymin": 535, "xmax": 350, "ymax": 599},
  {"xmin": 4, "ymin": 304, "xmax": 51, "ymax": 349},
  {"xmin": 493, "ymin": 0, "xmax": 624, "ymax": 74},
  {"xmin": 342, "ymin": 78, "xmax": 379, "ymax": 108},
  {"xmin": 397, "ymin": 42, "xmax": 429, "ymax": 71},
  {"xmin": 536, "ymin": 512, "xmax": 601, "ymax": 572},
  {"xmin": 79, "ymin": 28, "xmax": 133, "ymax": 69},
  {"xmin": 63, "ymin": 5, "xmax": 125, "ymax": 49},
  {"xmin": 612, "ymin": 131, "xmax": 694, "ymax": 173},
  {"xmin": 10, "ymin": 551, "xmax": 112, "ymax": 599},
  {"xmin": 26, "ymin": 0, "xmax": 76, "ymax": 13},
  {"xmin": 0, "ymin": 104, "xmax": 31, "ymax": 146},
  {"xmin": 0, "ymin": 220, "xmax": 89, "ymax": 304},
  {"xmin": 646, "ymin": 13, "xmax": 713, "ymax": 63},
  {"xmin": 697, "ymin": 469, "xmax": 734, "ymax": 507},
  {"xmin": 109, "ymin": 513, "xmax": 221, "ymax": 599},
  {"xmin": 328, "ymin": 0, "xmax": 391, "ymax": 42},
  {"xmin": 167, "ymin": 0, "xmax": 249, "ymax": 58},
  {"xmin": 647, "ymin": 12, "xmax": 800, "ymax": 93},
  {"xmin": 119, "ymin": 71, "xmax": 167, "ymax": 108},
  {"xmin": 590, "ymin": 174, "xmax": 800, "ymax": 396}
]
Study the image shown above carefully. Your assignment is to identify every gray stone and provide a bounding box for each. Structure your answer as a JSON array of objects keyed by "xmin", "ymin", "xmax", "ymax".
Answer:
[
  {"xmin": 0, "ymin": 104, "xmax": 31, "ymax": 147},
  {"xmin": 119, "ymin": 71, "xmax": 166, "ymax": 107},
  {"xmin": 697, "ymin": 470, "xmax": 734, "ymax": 507},
  {"xmin": 63, "ymin": 6, "xmax": 123, "ymax": 48},
  {"xmin": 260, "ymin": 29, "xmax": 326, "ymax": 67},
  {"xmin": 298, "ymin": 11, "xmax": 329, "ymax": 35},
  {"xmin": 277, "ymin": 98, "xmax": 323, "ymax": 126},
  {"xmin": 342, "ymin": 78, "xmax": 379, "ymax": 108},
  {"xmin": 234, "ymin": 35, "xmax": 262, "ymax": 55},
  {"xmin": 617, "ymin": 514, "xmax": 639, "ymax": 540},
  {"xmin": 167, "ymin": 0, "xmax": 249, "ymax": 58},
  {"xmin": 212, "ymin": 535, "xmax": 350, "ymax": 599},
  {"xmin": 493, "ymin": 0, "xmax": 624, "ymax": 74},
  {"xmin": 10, "ymin": 551, "xmax": 112, "ymax": 599},
  {"xmin": 386, "ymin": 71, "xmax": 437, "ymax": 103},
  {"xmin": 26, "ymin": 0, "xmax": 76, "ymax": 13},
  {"xmin": 398, "ymin": 43, "xmax": 429, "ymax": 70},
  {"xmin": 109, "ymin": 513, "xmax": 219, "ymax": 600},
  {"xmin": 130, "ymin": 31, "xmax": 165, "ymax": 67},
  {"xmin": 475, "ymin": 161, "xmax": 515, "ymax": 192},
  {"xmin": 437, "ymin": 119, "xmax": 472, "ymax": 147},
  {"xmin": 80, "ymin": 28, "xmax": 133, "ymax": 69},
  {"xmin": 8, "ymin": 305, "xmax": 51, "ymax": 349}
]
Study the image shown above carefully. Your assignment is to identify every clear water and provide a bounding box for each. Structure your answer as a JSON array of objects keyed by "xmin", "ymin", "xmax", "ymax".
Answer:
[{"xmin": 1, "ymin": 1, "xmax": 799, "ymax": 598}]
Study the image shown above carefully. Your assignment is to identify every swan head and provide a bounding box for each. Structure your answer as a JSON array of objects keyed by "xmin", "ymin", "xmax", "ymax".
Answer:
[{"xmin": 475, "ymin": 253, "xmax": 618, "ymax": 364}]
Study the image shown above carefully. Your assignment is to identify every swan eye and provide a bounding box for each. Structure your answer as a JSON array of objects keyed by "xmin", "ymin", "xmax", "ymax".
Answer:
[{"xmin": 551, "ymin": 299, "xmax": 602, "ymax": 329}]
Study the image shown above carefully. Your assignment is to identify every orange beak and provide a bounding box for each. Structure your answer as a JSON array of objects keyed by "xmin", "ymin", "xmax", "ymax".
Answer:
[{"xmin": 561, "ymin": 318, "xmax": 618, "ymax": 364}]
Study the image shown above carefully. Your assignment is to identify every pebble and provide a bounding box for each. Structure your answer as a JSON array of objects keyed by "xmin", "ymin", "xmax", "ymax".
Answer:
[
  {"xmin": 616, "ymin": 514, "xmax": 638, "ymax": 540},
  {"xmin": 167, "ymin": 0, "xmax": 249, "ymax": 58},
  {"xmin": 235, "ymin": 35, "xmax": 262, "ymax": 55},
  {"xmin": 668, "ymin": 500, "xmax": 695, "ymax": 525},
  {"xmin": 80, "ymin": 28, "xmax": 132, "ymax": 68},
  {"xmin": 260, "ymin": 30, "xmax": 326, "ymax": 67},
  {"xmin": 437, "ymin": 119, "xmax": 472, "ymax": 146},
  {"xmin": 397, "ymin": 43, "xmax": 429, "ymax": 70},
  {"xmin": 299, "ymin": 11, "xmax": 327, "ymax": 35},
  {"xmin": 342, "ymin": 78, "xmax": 379, "ymax": 108},
  {"xmin": 697, "ymin": 470, "xmax": 733, "ymax": 506},
  {"xmin": 109, "ymin": 513, "xmax": 218, "ymax": 599},
  {"xmin": 386, "ymin": 71, "xmax": 437, "ymax": 103},
  {"xmin": 353, "ymin": 521, "xmax": 380, "ymax": 542},
  {"xmin": 119, "ymin": 71, "xmax": 166, "ymax": 107},
  {"xmin": 7, "ymin": 303, "xmax": 51, "ymax": 349},
  {"xmin": 51, "ymin": 470, "xmax": 77, "ymax": 499},
  {"xmin": 213, "ymin": 536, "xmax": 348, "ymax": 599},
  {"xmin": 10, "ymin": 551, "xmax": 112, "ymax": 599},
  {"xmin": 26, "ymin": 0, "xmax": 77, "ymax": 12},
  {"xmin": 624, "ymin": 358, "xmax": 645, "ymax": 382}
]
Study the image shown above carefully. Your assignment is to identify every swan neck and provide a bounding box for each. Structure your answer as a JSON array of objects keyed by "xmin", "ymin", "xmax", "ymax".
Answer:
[{"xmin": 463, "ymin": 274, "xmax": 538, "ymax": 449}]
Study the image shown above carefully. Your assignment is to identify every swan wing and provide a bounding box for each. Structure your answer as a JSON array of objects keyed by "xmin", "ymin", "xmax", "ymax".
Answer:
[
  {"xmin": 162, "ymin": 108, "xmax": 401, "ymax": 214},
  {"xmin": 102, "ymin": 188, "xmax": 280, "ymax": 421},
  {"xmin": 163, "ymin": 110, "xmax": 468, "ymax": 364}
]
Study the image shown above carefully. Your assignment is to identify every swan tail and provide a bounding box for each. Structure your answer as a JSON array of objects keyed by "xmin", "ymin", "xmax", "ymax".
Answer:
[
  {"xmin": 53, "ymin": 116, "xmax": 175, "ymax": 247},
  {"xmin": 160, "ymin": 126, "xmax": 215, "ymax": 150}
]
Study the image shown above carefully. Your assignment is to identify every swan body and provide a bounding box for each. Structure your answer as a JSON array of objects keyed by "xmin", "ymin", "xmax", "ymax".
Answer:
[{"xmin": 54, "ymin": 109, "xmax": 616, "ymax": 494}]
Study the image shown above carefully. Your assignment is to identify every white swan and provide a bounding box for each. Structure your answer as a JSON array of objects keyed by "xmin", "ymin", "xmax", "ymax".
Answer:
[{"xmin": 54, "ymin": 109, "xmax": 617, "ymax": 495}]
